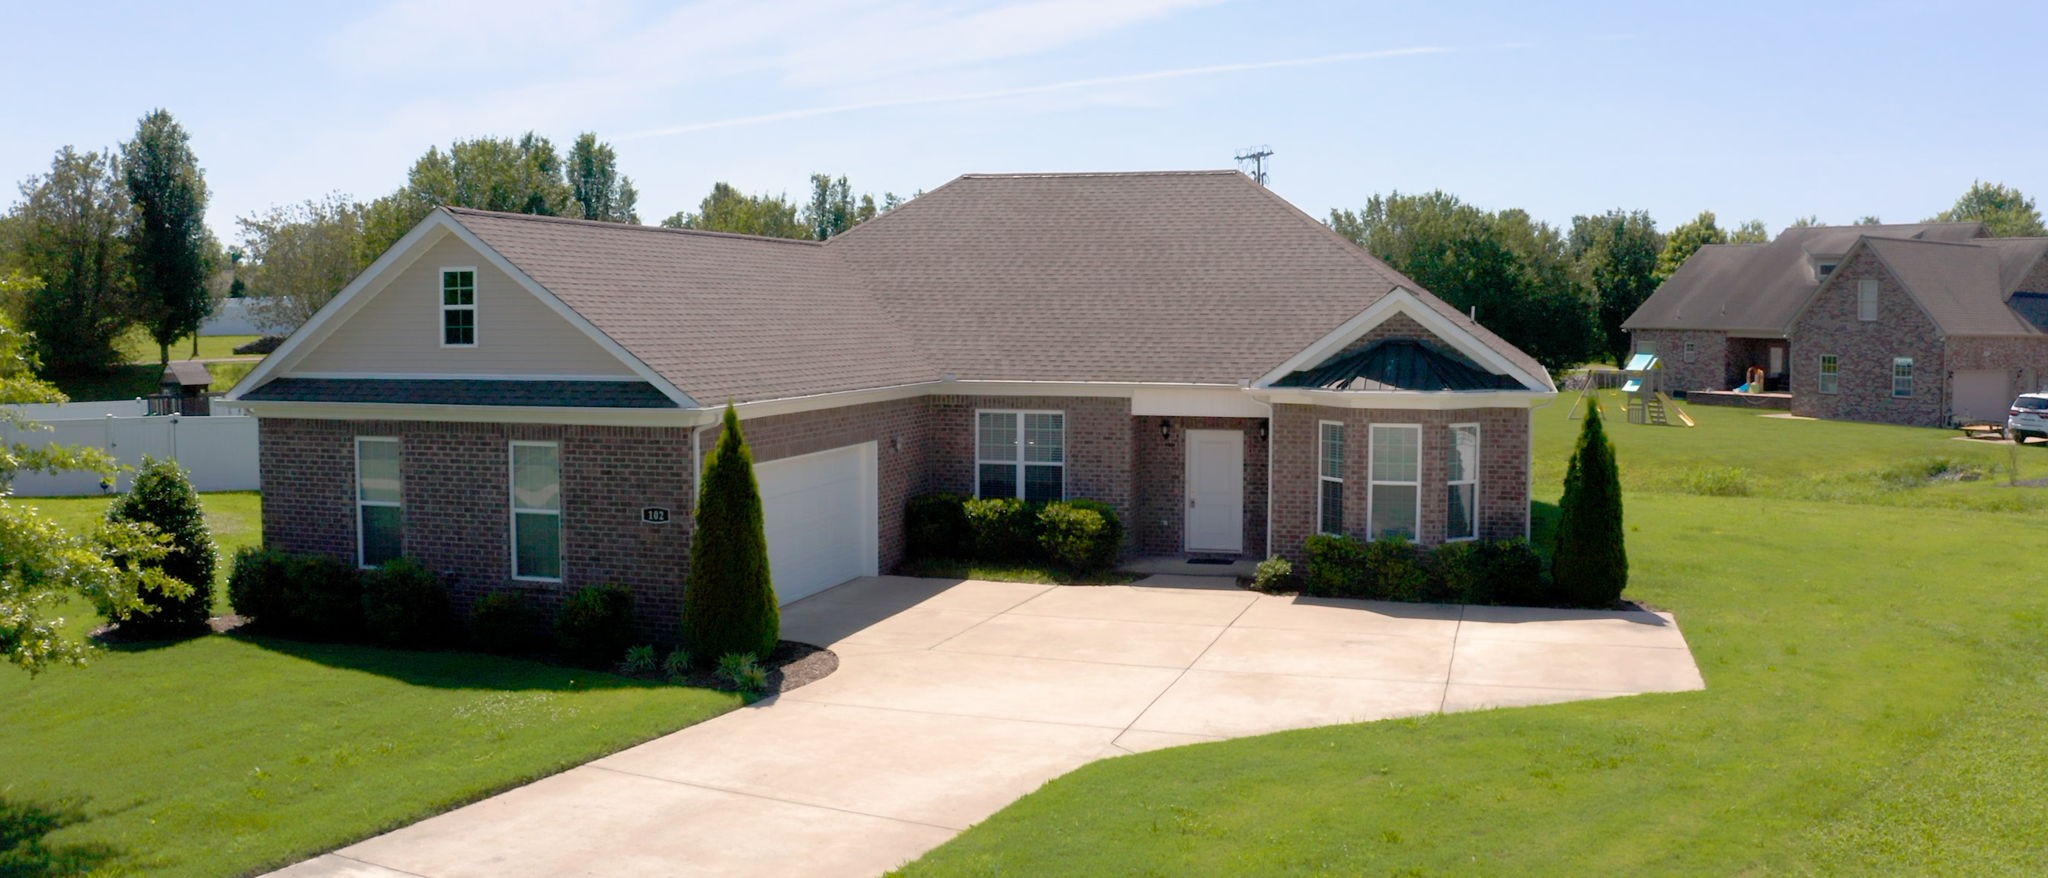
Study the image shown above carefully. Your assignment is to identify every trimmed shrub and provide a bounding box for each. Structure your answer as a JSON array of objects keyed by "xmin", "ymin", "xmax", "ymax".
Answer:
[
  {"xmin": 360, "ymin": 558, "xmax": 454, "ymax": 648},
  {"xmin": 1431, "ymin": 541, "xmax": 1486, "ymax": 604},
  {"xmin": 281, "ymin": 553, "xmax": 362, "ymax": 639},
  {"xmin": 619, "ymin": 644, "xmax": 658, "ymax": 674},
  {"xmin": 1037, "ymin": 499, "xmax": 1123, "ymax": 571},
  {"xmin": 1252, "ymin": 556, "xmax": 1295, "ymax": 593},
  {"xmin": 103, "ymin": 458, "xmax": 216, "ymax": 636},
  {"xmin": 1484, "ymin": 538, "xmax": 1547, "ymax": 606},
  {"xmin": 226, "ymin": 546, "xmax": 292, "ymax": 625},
  {"xmin": 681, "ymin": 403, "xmax": 780, "ymax": 667},
  {"xmin": 1552, "ymin": 405, "xmax": 1628, "ymax": 607},
  {"xmin": 1361, "ymin": 536, "xmax": 1431, "ymax": 602},
  {"xmin": 469, "ymin": 591, "xmax": 548, "ymax": 655},
  {"xmin": 963, "ymin": 497, "xmax": 1038, "ymax": 562},
  {"xmin": 232, "ymin": 335, "xmax": 285, "ymax": 355},
  {"xmin": 904, "ymin": 493, "xmax": 972, "ymax": 560},
  {"xmin": 1304, "ymin": 533, "xmax": 1368, "ymax": 597},
  {"xmin": 556, "ymin": 584, "xmax": 636, "ymax": 669}
]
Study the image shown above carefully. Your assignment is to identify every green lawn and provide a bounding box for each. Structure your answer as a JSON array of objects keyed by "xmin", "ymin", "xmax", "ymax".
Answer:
[
  {"xmin": 116, "ymin": 328, "xmax": 264, "ymax": 363},
  {"xmin": 898, "ymin": 394, "xmax": 2048, "ymax": 875},
  {"xmin": 2, "ymin": 494, "xmax": 741, "ymax": 877}
]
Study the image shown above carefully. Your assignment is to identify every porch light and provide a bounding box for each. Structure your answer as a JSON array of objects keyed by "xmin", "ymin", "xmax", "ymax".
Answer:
[
  {"xmin": 1159, "ymin": 418, "xmax": 1172, "ymax": 441},
  {"xmin": 1259, "ymin": 421, "xmax": 1269, "ymax": 441}
]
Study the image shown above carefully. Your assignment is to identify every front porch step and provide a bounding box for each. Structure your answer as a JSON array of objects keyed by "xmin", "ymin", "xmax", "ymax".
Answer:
[{"xmin": 1120, "ymin": 555, "xmax": 1260, "ymax": 579}]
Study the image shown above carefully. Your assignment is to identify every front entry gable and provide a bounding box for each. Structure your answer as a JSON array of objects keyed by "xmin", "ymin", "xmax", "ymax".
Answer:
[{"xmin": 1254, "ymin": 288, "xmax": 1552, "ymax": 396}]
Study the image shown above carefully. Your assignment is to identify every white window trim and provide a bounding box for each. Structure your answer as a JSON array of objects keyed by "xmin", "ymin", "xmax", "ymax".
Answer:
[
  {"xmin": 441, "ymin": 266, "xmax": 478, "ymax": 349},
  {"xmin": 1683, "ymin": 340, "xmax": 1697, "ymax": 364},
  {"xmin": 355, "ymin": 436, "xmax": 401, "ymax": 570},
  {"xmin": 1892, "ymin": 357, "xmax": 1913, "ymax": 398},
  {"xmin": 1446, "ymin": 423, "xmax": 1480, "ymax": 542},
  {"xmin": 1317, "ymin": 420, "xmax": 1345, "ymax": 536},
  {"xmin": 509, "ymin": 440, "xmax": 563, "ymax": 582},
  {"xmin": 973, "ymin": 409, "xmax": 1065, "ymax": 501},
  {"xmin": 1818, "ymin": 354, "xmax": 1839, "ymax": 395},
  {"xmin": 1368, "ymin": 423, "xmax": 1422, "ymax": 541},
  {"xmin": 1858, "ymin": 279, "xmax": 1879, "ymax": 322}
]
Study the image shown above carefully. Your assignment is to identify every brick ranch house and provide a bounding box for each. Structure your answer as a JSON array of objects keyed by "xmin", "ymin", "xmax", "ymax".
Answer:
[
  {"xmin": 228, "ymin": 171, "xmax": 1555, "ymax": 633},
  {"xmin": 1624, "ymin": 221, "xmax": 2048, "ymax": 426}
]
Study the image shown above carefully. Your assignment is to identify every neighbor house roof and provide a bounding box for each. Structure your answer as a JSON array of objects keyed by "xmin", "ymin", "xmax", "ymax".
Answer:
[
  {"xmin": 1854, "ymin": 236, "xmax": 2048, "ymax": 336},
  {"xmin": 241, "ymin": 378, "xmax": 679, "ymax": 408},
  {"xmin": 251, "ymin": 172, "xmax": 1553, "ymax": 407},
  {"xmin": 1623, "ymin": 222, "xmax": 1989, "ymax": 336}
]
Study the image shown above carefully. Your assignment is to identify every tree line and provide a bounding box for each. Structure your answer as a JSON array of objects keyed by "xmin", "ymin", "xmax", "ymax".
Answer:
[
  {"xmin": 1329, "ymin": 180, "xmax": 2047, "ymax": 374},
  {"xmin": 0, "ymin": 110, "xmax": 216, "ymax": 374}
]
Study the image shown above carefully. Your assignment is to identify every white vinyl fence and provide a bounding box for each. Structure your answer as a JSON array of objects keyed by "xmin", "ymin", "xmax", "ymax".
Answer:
[{"xmin": 3, "ymin": 406, "xmax": 259, "ymax": 496}]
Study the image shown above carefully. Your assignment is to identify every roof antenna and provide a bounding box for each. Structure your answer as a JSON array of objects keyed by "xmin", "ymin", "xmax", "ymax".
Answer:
[{"xmin": 1234, "ymin": 146, "xmax": 1273, "ymax": 186}]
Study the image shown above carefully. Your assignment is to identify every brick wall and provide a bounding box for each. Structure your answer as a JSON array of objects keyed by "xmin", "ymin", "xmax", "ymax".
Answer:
[
  {"xmin": 924, "ymin": 395, "xmax": 1134, "ymax": 524},
  {"xmin": 1269, "ymin": 403, "xmax": 1528, "ymax": 565},
  {"xmin": 260, "ymin": 418, "xmax": 694, "ymax": 644},
  {"xmin": 1130, "ymin": 416, "xmax": 1269, "ymax": 557},
  {"xmin": 1789, "ymin": 249, "xmax": 1947, "ymax": 425},
  {"xmin": 1628, "ymin": 329, "xmax": 1730, "ymax": 393}
]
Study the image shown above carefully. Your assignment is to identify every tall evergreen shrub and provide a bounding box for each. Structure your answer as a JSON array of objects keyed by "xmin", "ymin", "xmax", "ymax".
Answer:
[
  {"xmin": 104, "ymin": 457, "xmax": 215, "ymax": 635},
  {"xmin": 1552, "ymin": 404, "xmax": 1627, "ymax": 606},
  {"xmin": 681, "ymin": 404, "xmax": 779, "ymax": 665}
]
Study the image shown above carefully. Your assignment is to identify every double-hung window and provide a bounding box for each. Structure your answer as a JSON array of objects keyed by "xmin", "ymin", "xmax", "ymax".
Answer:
[
  {"xmin": 511, "ymin": 441, "xmax": 562, "ymax": 581},
  {"xmin": 977, "ymin": 411, "xmax": 1064, "ymax": 502},
  {"xmin": 1318, "ymin": 421, "xmax": 1345, "ymax": 535},
  {"xmin": 1446, "ymin": 424, "xmax": 1480, "ymax": 541},
  {"xmin": 1818, "ymin": 354, "xmax": 1840, "ymax": 394},
  {"xmin": 442, "ymin": 268, "xmax": 476, "ymax": 346},
  {"xmin": 355, "ymin": 437, "xmax": 402, "ymax": 568},
  {"xmin": 1892, "ymin": 357, "xmax": 1914, "ymax": 398},
  {"xmin": 1858, "ymin": 279, "xmax": 1879, "ymax": 322},
  {"xmin": 1683, "ymin": 340, "xmax": 1697, "ymax": 364},
  {"xmin": 1368, "ymin": 424, "xmax": 1421, "ymax": 540}
]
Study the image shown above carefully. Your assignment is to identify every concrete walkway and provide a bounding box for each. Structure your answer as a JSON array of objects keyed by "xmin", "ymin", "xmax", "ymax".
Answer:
[{"xmin": 272, "ymin": 575, "xmax": 1704, "ymax": 878}]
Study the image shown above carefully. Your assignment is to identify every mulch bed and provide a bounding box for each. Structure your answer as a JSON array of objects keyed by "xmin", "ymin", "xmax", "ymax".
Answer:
[{"xmin": 647, "ymin": 640, "xmax": 837, "ymax": 695}]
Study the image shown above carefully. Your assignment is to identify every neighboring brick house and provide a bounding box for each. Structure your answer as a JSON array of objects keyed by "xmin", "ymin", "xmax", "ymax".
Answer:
[
  {"xmin": 230, "ymin": 171, "xmax": 1555, "ymax": 635},
  {"xmin": 1625, "ymin": 221, "xmax": 2048, "ymax": 426}
]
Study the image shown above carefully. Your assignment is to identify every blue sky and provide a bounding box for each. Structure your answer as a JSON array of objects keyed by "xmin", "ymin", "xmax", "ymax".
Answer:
[{"xmin": 4, "ymin": 0, "xmax": 2041, "ymax": 243}]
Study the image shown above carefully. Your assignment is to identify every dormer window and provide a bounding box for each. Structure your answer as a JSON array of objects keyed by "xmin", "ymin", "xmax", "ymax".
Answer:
[
  {"xmin": 1816, "ymin": 261, "xmax": 1837, "ymax": 278},
  {"xmin": 442, "ymin": 268, "xmax": 476, "ymax": 347}
]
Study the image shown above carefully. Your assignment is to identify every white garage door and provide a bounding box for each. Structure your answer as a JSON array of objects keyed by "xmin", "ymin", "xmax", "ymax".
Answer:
[
  {"xmin": 1953, "ymin": 370, "xmax": 2012, "ymax": 423},
  {"xmin": 756, "ymin": 442, "xmax": 878, "ymax": 604}
]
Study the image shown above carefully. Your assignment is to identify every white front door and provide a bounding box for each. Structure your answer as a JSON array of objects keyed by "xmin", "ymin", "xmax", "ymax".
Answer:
[
  {"xmin": 1184, "ymin": 429, "xmax": 1244, "ymax": 554},
  {"xmin": 756, "ymin": 442, "xmax": 879, "ymax": 604}
]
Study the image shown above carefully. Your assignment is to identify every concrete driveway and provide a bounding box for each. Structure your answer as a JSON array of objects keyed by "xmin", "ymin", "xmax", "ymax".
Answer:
[{"xmin": 273, "ymin": 574, "xmax": 1703, "ymax": 878}]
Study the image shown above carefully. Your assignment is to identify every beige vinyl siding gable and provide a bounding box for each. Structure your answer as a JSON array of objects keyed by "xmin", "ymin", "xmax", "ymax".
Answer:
[{"xmin": 293, "ymin": 235, "xmax": 636, "ymax": 378}]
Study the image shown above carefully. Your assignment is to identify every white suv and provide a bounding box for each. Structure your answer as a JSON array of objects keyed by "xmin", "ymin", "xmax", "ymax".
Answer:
[{"xmin": 2008, "ymin": 393, "xmax": 2048, "ymax": 443}]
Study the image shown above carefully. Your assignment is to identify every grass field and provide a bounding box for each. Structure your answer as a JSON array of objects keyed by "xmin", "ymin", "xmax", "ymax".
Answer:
[
  {"xmin": 116, "ymin": 329, "xmax": 264, "ymax": 364},
  {"xmin": 1, "ymin": 494, "xmax": 740, "ymax": 877},
  {"xmin": 897, "ymin": 393, "xmax": 2048, "ymax": 876}
]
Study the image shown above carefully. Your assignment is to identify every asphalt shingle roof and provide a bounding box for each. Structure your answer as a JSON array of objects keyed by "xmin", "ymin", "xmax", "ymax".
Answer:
[
  {"xmin": 1861, "ymin": 237, "xmax": 2048, "ymax": 335},
  {"xmin": 1623, "ymin": 223, "xmax": 1989, "ymax": 335},
  {"xmin": 436, "ymin": 171, "xmax": 1549, "ymax": 404}
]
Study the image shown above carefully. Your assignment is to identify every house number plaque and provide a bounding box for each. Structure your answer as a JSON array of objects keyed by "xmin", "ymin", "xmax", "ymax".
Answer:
[{"xmin": 641, "ymin": 507, "xmax": 672, "ymax": 524}]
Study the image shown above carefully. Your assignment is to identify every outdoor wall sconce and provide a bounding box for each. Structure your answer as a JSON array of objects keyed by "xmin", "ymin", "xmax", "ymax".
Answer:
[
  {"xmin": 1159, "ymin": 418, "xmax": 1172, "ymax": 441},
  {"xmin": 1258, "ymin": 420, "xmax": 1269, "ymax": 441}
]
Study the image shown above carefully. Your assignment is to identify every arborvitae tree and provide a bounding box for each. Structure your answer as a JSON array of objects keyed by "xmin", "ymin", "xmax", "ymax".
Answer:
[
  {"xmin": 680, "ymin": 404, "xmax": 779, "ymax": 664},
  {"xmin": 1551, "ymin": 404, "xmax": 1626, "ymax": 607},
  {"xmin": 105, "ymin": 457, "xmax": 216, "ymax": 636}
]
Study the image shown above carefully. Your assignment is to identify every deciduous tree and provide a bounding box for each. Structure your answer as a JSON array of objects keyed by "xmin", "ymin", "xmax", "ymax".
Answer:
[
  {"xmin": 362, "ymin": 133, "xmax": 576, "ymax": 254},
  {"xmin": 1330, "ymin": 191, "xmax": 1595, "ymax": 373},
  {"xmin": 1930, "ymin": 181, "xmax": 2047, "ymax": 237},
  {"xmin": 1728, "ymin": 218, "xmax": 1769, "ymax": 243},
  {"xmin": 237, "ymin": 194, "xmax": 371, "ymax": 332},
  {"xmin": 1570, "ymin": 209, "xmax": 1663, "ymax": 366},
  {"xmin": 662, "ymin": 183, "xmax": 807, "ymax": 238},
  {"xmin": 0, "ymin": 297, "xmax": 171, "ymax": 674},
  {"xmin": 1656, "ymin": 210, "xmax": 1728, "ymax": 280},
  {"xmin": 122, "ymin": 109, "xmax": 213, "ymax": 366},
  {"xmin": 566, "ymin": 133, "xmax": 639, "ymax": 223},
  {"xmin": 7, "ymin": 147, "xmax": 136, "ymax": 374}
]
